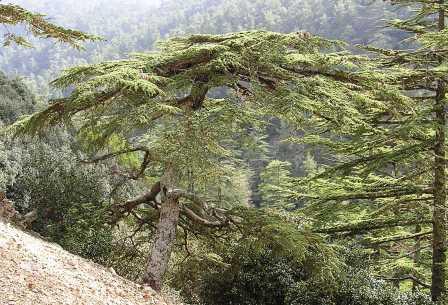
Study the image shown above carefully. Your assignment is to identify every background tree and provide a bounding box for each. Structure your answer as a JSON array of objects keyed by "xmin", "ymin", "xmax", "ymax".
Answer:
[
  {"xmin": 288, "ymin": 0, "xmax": 448, "ymax": 301},
  {"xmin": 259, "ymin": 160, "xmax": 295, "ymax": 209}
]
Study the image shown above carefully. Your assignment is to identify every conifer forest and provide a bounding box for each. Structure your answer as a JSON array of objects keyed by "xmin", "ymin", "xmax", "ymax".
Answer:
[{"xmin": 3, "ymin": 0, "xmax": 448, "ymax": 304}]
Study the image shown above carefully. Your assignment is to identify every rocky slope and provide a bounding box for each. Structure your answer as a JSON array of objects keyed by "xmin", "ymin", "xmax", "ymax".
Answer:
[{"xmin": 0, "ymin": 220, "xmax": 173, "ymax": 305}]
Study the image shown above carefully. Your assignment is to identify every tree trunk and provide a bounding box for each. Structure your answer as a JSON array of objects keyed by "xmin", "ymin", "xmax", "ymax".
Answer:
[
  {"xmin": 141, "ymin": 86, "xmax": 209, "ymax": 291},
  {"xmin": 413, "ymin": 223, "xmax": 421, "ymax": 291},
  {"xmin": 431, "ymin": 2, "xmax": 447, "ymax": 302},
  {"xmin": 432, "ymin": 80, "xmax": 447, "ymax": 301},
  {"xmin": 142, "ymin": 194, "xmax": 180, "ymax": 291},
  {"xmin": 143, "ymin": 165, "xmax": 180, "ymax": 292}
]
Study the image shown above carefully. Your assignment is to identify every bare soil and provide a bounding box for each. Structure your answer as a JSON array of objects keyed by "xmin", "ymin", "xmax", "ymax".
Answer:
[{"xmin": 0, "ymin": 220, "xmax": 172, "ymax": 305}]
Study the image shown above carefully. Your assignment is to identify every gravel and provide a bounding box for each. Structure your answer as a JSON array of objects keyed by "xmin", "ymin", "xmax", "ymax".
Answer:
[{"xmin": 0, "ymin": 220, "xmax": 172, "ymax": 305}]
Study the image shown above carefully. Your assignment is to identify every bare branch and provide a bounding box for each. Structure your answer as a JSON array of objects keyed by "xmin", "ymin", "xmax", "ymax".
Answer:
[
  {"xmin": 378, "ymin": 275, "xmax": 431, "ymax": 289},
  {"xmin": 109, "ymin": 181, "xmax": 161, "ymax": 224},
  {"xmin": 182, "ymin": 206, "xmax": 229, "ymax": 227},
  {"xmin": 81, "ymin": 146, "xmax": 151, "ymax": 164}
]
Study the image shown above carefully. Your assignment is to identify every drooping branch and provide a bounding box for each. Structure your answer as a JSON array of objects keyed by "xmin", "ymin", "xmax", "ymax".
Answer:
[
  {"xmin": 388, "ymin": 245, "xmax": 431, "ymax": 260},
  {"xmin": 315, "ymin": 218, "xmax": 433, "ymax": 235},
  {"xmin": 179, "ymin": 192, "xmax": 209, "ymax": 210},
  {"xmin": 13, "ymin": 89, "xmax": 123, "ymax": 136},
  {"xmin": 379, "ymin": 275, "xmax": 431, "ymax": 289},
  {"xmin": 128, "ymin": 150, "xmax": 152, "ymax": 180},
  {"xmin": 0, "ymin": 3, "xmax": 101, "ymax": 48},
  {"xmin": 82, "ymin": 146, "xmax": 155, "ymax": 181},
  {"xmin": 365, "ymin": 230, "xmax": 433, "ymax": 246},
  {"xmin": 110, "ymin": 185, "xmax": 235, "ymax": 229},
  {"xmin": 303, "ymin": 187, "xmax": 433, "ymax": 202},
  {"xmin": 166, "ymin": 189, "xmax": 232, "ymax": 228},
  {"xmin": 282, "ymin": 66, "xmax": 367, "ymax": 87},
  {"xmin": 182, "ymin": 206, "xmax": 230, "ymax": 228},
  {"xmin": 309, "ymin": 141, "xmax": 433, "ymax": 181}
]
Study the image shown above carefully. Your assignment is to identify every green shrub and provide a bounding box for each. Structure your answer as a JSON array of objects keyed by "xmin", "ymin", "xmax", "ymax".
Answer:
[
  {"xmin": 173, "ymin": 242, "xmax": 433, "ymax": 305},
  {"xmin": 0, "ymin": 72, "xmax": 37, "ymax": 125},
  {"xmin": 11, "ymin": 140, "xmax": 115, "ymax": 261},
  {"xmin": 287, "ymin": 270, "xmax": 433, "ymax": 305}
]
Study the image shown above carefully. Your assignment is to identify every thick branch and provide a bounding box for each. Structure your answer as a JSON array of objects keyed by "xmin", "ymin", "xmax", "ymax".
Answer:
[
  {"xmin": 109, "ymin": 181, "xmax": 161, "ymax": 224},
  {"xmin": 165, "ymin": 189, "xmax": 232, "ymax": 228},
  {"xmin": 182, "ymin": 206, "xmax": 229, "ymax": 227}
]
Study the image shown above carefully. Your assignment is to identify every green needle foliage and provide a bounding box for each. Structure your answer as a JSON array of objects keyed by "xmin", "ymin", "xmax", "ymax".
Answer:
[
  {"xmin": 288, "ymin": 1, "xmax": 448, "ymax": 301},
  {"xmin": 11, "ymin": 30, "xmax": 387, "ymax": 176},
  {"xmin": 10, "ymin": 30, "xmax": 410, "ymax": 290},
  {"xmin": 259, "ymin": 160, "xmax": 295, "ymax": 209},
  {"xmin": 0, "ymin": 3, "xmax": 100, "ymax": 48}
]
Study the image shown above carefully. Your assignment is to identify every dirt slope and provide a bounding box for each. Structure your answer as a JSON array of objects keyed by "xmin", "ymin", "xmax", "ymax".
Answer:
[{"xmin": 0, "ymin": 220, "xmax": 172, "ymax": 305}]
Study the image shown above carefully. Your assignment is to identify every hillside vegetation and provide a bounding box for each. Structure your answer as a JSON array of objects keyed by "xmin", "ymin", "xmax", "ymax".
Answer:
[
  {"xmin": 1, "ymin": 1, "xmax": 448, "ymax": 304},
  {"xmin": 0, "ymin": 0, "xmax": 408, "ymax": 96}
]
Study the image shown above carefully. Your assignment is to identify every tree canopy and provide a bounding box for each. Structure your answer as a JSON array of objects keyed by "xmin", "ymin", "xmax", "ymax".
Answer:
[
  {"xmin": 10, "ymin": 29, "xmax": 411, "ymax": 292},
  {"xmin": 284, "ymin": 0, "xmax": 448, "ymax": 301}
]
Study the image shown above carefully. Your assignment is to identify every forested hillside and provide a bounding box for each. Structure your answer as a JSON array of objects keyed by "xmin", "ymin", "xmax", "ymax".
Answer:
[
  {"xmin": 0, "ymin": 0, "xmax": 409, "ymax": 96},
  {"xmin": 1, "ymin": 1, "xmax": 448, "ymax": 305},
  {"xmin": 0, "ymin": 0, "xmax": 412, "ymax": 204}
]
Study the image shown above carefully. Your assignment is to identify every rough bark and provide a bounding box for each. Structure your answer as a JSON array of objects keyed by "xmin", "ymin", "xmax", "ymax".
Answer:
[
  {"xmin": 142, "ymin": 192, "xmax": 180, "ymax": 291},
  {"xmin": 143, "ymin": 165, "xmax": 180, "ymax": 292},
  {"xmin": 142, "ymin": 84, "xmax": 210, "ymax": 291},
  {"xmin": 432, "ymin": 81, "xmax": 447, "ymax": 301},
  {"xmin": 431, "ymin": 2, "xmax": 447, "ymax": 301},
  {"xmin": 413, "ymin": 223, "xmax": 422, "ymax": 291}
]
